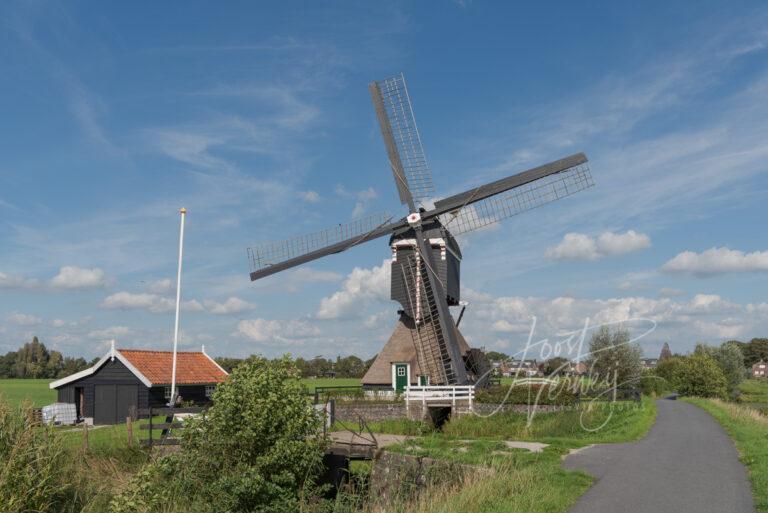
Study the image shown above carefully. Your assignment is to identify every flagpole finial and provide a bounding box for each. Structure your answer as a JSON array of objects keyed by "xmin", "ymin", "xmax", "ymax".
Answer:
[{"xmin": 180, "ymin": 207, "xmax": 187, "ymax": 214}]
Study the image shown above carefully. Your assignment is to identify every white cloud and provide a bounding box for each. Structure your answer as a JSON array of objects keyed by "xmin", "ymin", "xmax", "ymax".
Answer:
[
  {"xmin": 336, "ymin": 185, "xmax": 378, "ymax": 218},
  {"xmin": 596, "ymin": 231, "xmax": 652, "ymax": 256},
  {"xmin": 316, "ymin": 260, "xmax": 390, "ymax": 319},
  {"xmin": 0, "ymin": 272, "xmax": 39, "ymax": 289},
  {"xmin": 299, "ymin": 190, "xmax": 320, "ymax": 203},
  {"xmin": 50, "ymin": 266, "xmax": 109, "ymax": 289},
  {"xmin": 546, "ymin": 230, "xmax": 651, "ymax": 261},
  {"xmin": 661, "ymin": 247, "xmax": 768, "ymax": 276},
  {"xmin": 88, "ymin": 326, "xmax": 131, "ymax": 339},
  {"xmin": 148, "ymin": 278, "xmax": 173, "ymax": 294},
  {"xmin": 545, "ymin": 233, "xmax": 599, "ymax": 260},
  {"xmin": 204, "ymin": 297, "xmax": 256, "ymax": 315},
  {"xmin": 101, "ymin": 291, "xmax": 204, "ymax": 313},
  {"xmin": 7, "ymin": 312, "xmax": 42, "ymax": 326},
  {"xmin": 51, "ymin": 319, "xmax": 67, "ymax": 327},
  {"xmin": 458, "ymin": 288, "xmax": 766, "ymax": 357},
  {"xmin": 236, "ymin": 318, "xmax": 320, "ymax": 344}
]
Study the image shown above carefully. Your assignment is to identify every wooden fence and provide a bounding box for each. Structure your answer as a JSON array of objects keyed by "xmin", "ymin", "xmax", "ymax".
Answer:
[{"xmin": 137, "ymin": 406, "xmax": 205, "ymax": 447}]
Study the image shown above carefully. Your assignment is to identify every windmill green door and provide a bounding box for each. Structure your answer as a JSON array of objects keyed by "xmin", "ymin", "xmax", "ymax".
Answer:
[{"xmin": 394, "ymin": 363, "xmax": 408, "ymax": 392}]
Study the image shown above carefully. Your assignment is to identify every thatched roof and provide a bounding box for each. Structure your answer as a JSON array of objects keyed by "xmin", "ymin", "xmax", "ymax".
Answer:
[{"xmin": 362, "ymin": 313, "xmax": 470, "ymax": 386}]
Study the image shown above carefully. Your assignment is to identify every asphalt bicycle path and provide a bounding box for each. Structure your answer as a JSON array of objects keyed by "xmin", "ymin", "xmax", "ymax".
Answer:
[{"xmin": 563, "ymin": 398, "xmax": 755, "ymax": 513}]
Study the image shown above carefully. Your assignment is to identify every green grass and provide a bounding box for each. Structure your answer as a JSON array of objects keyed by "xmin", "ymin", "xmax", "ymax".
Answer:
[
  {"xmin": 684, "ymin": 397, "xmax": 768, "ymax": 513},
  {"xmin": 0, "ymin": 377, "xmax": 361, "ymax": 407},
  {"xmin": 301, "ymin": 377, "xmax": 361, "ymax": 391},
  {"xmin": 739, "ymin": 379, "xmax": 768, "ymax": 412},
  {"xmin": 0, "ymin": 378, "xmax": 56, "ymax": 406},
  {"xmin": 372, "ymin": 397, "xmax": 658, "ymax": 513}
]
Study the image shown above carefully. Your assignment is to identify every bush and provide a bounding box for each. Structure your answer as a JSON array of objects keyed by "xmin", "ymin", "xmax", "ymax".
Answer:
[
  {"xmin": 585, "ymin": 326, "xmax": 643, "ymax": 389},
  {"xmin": 110, "ymin": 356, "xmax": 329, "ymax": 513},
  {"xmin": 0, "ymin": 399, "xmax": 73, "ymax": 513},
  {"xmin": 475, "ymin": 384, "xmax": 578, "ymax": 405},
  {"xmin": 654, "ymin": 354, "xmax": 728, "ymax": 399},
  {"xmin": 639, "ymin": 373, "xmax": 669, "ymax": 396},
  {"xmin": 694, "ymin": 342, "xmax": 746, "ymax": 396}
]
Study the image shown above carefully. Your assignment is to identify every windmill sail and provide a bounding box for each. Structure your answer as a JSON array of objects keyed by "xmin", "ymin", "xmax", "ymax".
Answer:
[
  {"xmin": 248, "ymin": 212, "xmax": 398, "ymax": 280},
  {"xmin": 370, "ymin": 74, "xmax": 434, "ymax": 207},
  {"xmin": 434, "ymin": 154, "xmax": 593, "ymax": 235},
  {"xmin": 400, "ymin": 253, "xmax": 456, "ymax": 385}
]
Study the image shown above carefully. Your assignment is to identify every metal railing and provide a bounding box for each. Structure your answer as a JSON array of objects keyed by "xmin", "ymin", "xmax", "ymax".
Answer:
[{"xmin": 404, "ymin": 385, "xmax": 475, "ymax": 408}]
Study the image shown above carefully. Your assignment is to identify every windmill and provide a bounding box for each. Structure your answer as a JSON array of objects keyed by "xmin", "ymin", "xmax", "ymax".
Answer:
[{"xmin": 247, "ymin": 74, "xmax": 594, "ymax": 388}]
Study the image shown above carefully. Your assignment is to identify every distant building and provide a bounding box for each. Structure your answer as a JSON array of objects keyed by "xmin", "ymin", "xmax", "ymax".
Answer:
[
  {"xmin": 504, "ymin": 359, "xmax": 540, "ymax": 377},
  {"xmin": 752, "ymin": 360, "xmax": 767, "ymax": 378},
  {"xmin": 642, "ymin": 358, "xmax": 659, "ymax": 371},
  {"xmin": 49, "ymin": 343, "xmax": 228, "ymax": 425},
  {"xmin": 564, "ymin": 361, "xmax": 588, "ymax": 376}
]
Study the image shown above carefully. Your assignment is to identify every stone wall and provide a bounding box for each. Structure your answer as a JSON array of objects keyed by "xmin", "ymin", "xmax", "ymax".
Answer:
[
  {"xmin": 334, "ymin": 402, "xmax": 407, "ymax": 423},
  {"xmin": 333, "ymin": 401, "xmax": 574, "ymax": 423}
]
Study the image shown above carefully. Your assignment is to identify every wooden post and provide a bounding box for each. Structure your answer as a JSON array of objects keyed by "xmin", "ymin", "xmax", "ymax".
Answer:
[
  {"xmin": 82, "ymin": 422, "xmax": 89, "ymax": 452},
  {"xmin": 126, "ymin": 416, "xmax": 133, "ymax": 448},
  {"xmin": 148, "ymin": 407, "xmax": 153, "ymax": 448}
]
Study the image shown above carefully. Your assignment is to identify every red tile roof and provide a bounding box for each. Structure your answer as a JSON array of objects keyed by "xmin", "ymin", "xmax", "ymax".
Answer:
[{"xmin": 118, "ymin": 349, "xmax": 228, "ymax": 385}]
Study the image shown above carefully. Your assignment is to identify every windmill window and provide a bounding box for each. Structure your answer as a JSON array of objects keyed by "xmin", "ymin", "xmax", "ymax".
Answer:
[{"xmin": 205, "ymin": 385, "xmax": 216, "ymax": 398}]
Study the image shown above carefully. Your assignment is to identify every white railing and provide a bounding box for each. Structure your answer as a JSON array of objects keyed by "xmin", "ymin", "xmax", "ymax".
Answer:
[{"xmin": 404, "ymin": 385, "xmax": 475, "ymax": 408}]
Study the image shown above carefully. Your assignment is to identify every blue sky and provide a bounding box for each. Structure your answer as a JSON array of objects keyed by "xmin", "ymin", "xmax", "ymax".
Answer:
[{"xmin": 1, "ymin": 1, "xmax": 767, "ymax": 362}]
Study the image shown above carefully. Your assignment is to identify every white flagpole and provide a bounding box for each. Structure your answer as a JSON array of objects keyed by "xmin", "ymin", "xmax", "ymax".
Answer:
[{"xmin": 170, "ymin": 207, "xmax": 187, "ymax": 406}]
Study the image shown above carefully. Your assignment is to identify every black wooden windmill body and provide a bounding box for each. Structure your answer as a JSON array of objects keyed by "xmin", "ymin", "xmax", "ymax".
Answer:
[{"xmin": 248, "ymin": 74, "xmax": 594, "ymax": 388}]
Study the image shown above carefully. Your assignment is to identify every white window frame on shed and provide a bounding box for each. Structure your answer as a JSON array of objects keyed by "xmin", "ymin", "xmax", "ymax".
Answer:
[
  {"xmin": 205, "ymin": 385, "xmax": 216, "ymax": 398},
  {"xmin": 164, "ymin": 386, "xmax": 172, "ymax": 400}
]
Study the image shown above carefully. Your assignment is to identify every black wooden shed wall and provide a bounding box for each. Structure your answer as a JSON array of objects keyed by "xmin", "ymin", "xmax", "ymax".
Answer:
[{"xmin": 55, "ymin": 359, "xmax": 215, "ymax": 425}]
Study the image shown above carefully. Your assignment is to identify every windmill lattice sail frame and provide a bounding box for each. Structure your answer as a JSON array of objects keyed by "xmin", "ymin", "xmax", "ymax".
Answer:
[
  {"xmin": 370, "ymin": 74, "xmax": 434, "ymax": 206},
  {"xmin": 439, "ymin": 163, "xmax": 593, "ymax": 234},
  {"xmin": 248, "ymin": 212, "xmax": 393, "ymax": 273}
]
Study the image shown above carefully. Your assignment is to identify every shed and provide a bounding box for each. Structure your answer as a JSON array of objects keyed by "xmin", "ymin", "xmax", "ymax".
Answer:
[{"xmin": 49, "ymin": 343, "xmax": 228, "ymax": 425}]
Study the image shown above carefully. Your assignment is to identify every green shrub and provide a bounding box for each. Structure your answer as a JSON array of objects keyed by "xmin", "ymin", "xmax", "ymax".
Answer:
[
  {"xmin": 654, "ymin": 354, "xmax": 728, "ymax": 399},
  {"xmin": 639, "ymin": 373, "xmax": 669, "ymax": 396},
  {"xmin": 110, "ymin": 356, "xmax": 329, "ymax": 513},
  {"xmin": 475, "ymin": 384, "xmax": 578, "ymax": 405},
  {"xmin": 0, "ymin": 399, "xmax": 73, "ymax": 513}
]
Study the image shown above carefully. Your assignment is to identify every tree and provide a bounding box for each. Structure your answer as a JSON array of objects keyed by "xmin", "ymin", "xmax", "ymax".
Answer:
[
  {"xmin": 658, "ymin": 342, "xmax": 672, "ymax": 362},
  {"xmin": 543, "ymin": 356, "xmax": 571, "ymax": 376},
  {"xmin": 485, "ymin": 351, "xmax": 509, "ymax": 362},
  {"xmin": 654, "ymin": 354, "xmax": 727, "ymax": 399},
  {"xmin": 110, "ymin": 356, "xmax": 327, "ymax": 512},
  {"xmin": 694, "ymin": 342, "xmax": 746, "ymax": 395},
  {"xmin": 585, "ymin": 326, "xmax": 643, "ymax": 388},
  {"xmin": 334, "ymin": 355, "xmax": 366, "ymax": 378},
  {"xmin": 743, "ymin": 338, "xmax": 768, "ymax": 367},
  {"xmin": 14, "ymin": 337, "xmax": 50, "ymax": 378}
]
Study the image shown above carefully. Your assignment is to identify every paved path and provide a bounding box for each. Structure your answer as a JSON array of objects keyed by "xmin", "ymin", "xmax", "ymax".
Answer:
[{"xmin": 563, "ymin": 399, "xmax": 755, "ymax": 513}]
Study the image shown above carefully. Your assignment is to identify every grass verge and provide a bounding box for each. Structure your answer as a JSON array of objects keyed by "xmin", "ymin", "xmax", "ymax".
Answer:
[
  {"xmin": 684, "ymin": 397, "xmax": 768, "ymax": 513},
  {"xmin": 373, "ymin": 397, "xmax": 657, "ymax": 513}
]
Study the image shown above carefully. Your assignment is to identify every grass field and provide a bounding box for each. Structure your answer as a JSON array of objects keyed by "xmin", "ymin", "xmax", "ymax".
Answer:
[
  {"xmin": 685, "ymin": 397, "xmax": 768, "ymax": 513},
  {"xmin": 0, "ymin": 378, "xmax": 56, "ymax": 406},
  {"xmin": 739, "ymin": 379, "xmax": 768, "ymax": 412},
  {"xmin": 0, "ymin": 377, "xmax": 363, "ymax": 407}
]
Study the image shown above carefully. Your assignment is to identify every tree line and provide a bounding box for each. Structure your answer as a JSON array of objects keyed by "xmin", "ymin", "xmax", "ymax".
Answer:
[
  {"xmin": 215, "ymin": 354, "xmax": 377, "ymax": 379},
  {"xmin": 0, "ymin": 337, "xmax": 94, "ymax": 379}
]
